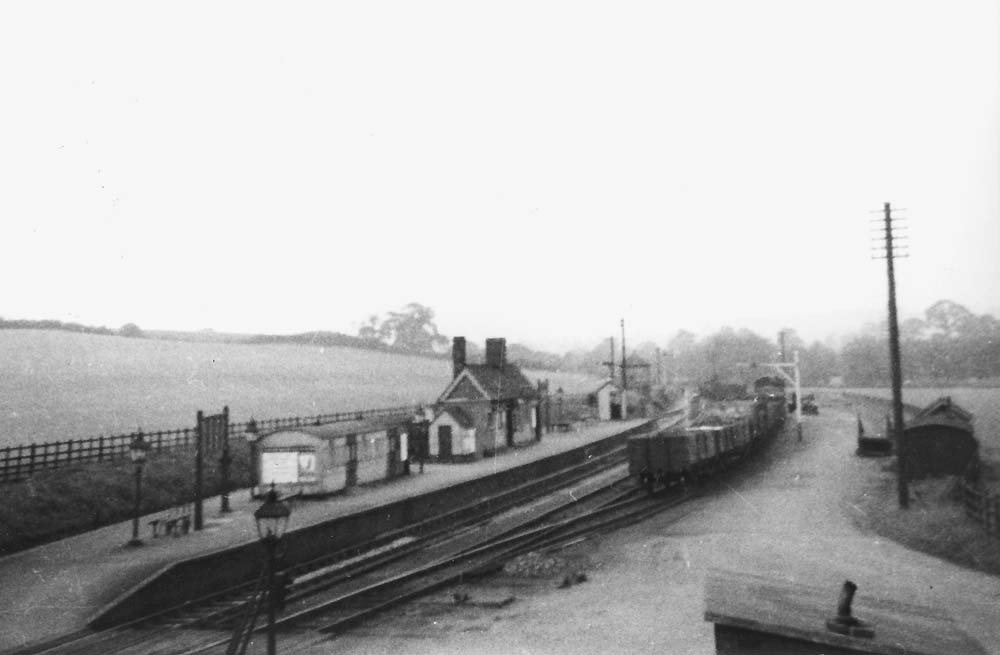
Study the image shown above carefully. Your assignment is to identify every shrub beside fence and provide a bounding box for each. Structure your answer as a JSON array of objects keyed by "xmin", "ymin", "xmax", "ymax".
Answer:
[{"xmin": 0, "ymin": 405, "xmax": 420, "ymax": 484}]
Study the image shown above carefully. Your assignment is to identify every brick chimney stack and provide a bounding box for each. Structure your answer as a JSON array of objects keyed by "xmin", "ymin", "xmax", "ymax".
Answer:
[
  {"xmin": 452, "ymin": 336, "xmax": 466, "ymax": 378},
  {"xmin": 485, "ymin": 338, "xmax": 507, "ymax": 370}
]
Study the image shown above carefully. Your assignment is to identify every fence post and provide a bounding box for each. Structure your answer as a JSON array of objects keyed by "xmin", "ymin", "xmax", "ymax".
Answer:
[
  {"xmin": 194, "ymin": 411, "xmax": 204, "ymax": 531},
  {"xmin": 991, "ymin": 496, "xmax": 998, "ymax": 536},
  {"xmin": 985, "ymin": 493, "xmax": 992, "ymax": 534},
  {"xmin": 981, "ymin": 490, "xmax": 988, "ymax": 527},
  {"xmin": 28, "ymin": 443, "xmax": 36, "ymax": 477},
  {"xmin": 220, "ymin": 406, "xmax": 231, "ymax": 514}
]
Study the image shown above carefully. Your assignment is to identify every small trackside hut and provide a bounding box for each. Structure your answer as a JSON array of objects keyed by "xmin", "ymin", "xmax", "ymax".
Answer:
[
  {"xmin": 429, "ymin": 337, "xmax": 542, "ymax": 461},
  {"xmin": 255, "ymin": 414, "xmax": 412, "ymax": 497},
  {"xmin": 902, "ymin": 396, "xmax": 977, "ymax": 478},
  {"xmin": 589, "ymin": 380, "xmax": 623, "ymax": 421}
]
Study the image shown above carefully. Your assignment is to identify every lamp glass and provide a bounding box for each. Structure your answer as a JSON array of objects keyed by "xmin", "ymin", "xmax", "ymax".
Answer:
[
  {"xmin": 254, "ymin": 488, "xmax": 290, "ymax": 540},
  {"xmin": 245, "ymin": 419, "xmax": 259, "ymax": 443},
  {"xmin": 129, "ymin": 438, "xmax": 149, "ymax": 463}
]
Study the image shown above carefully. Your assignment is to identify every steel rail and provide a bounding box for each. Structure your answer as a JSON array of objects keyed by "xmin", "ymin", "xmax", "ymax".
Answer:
[{"xmin": 17, "ymin": 435, "xmax": 654, "ymax": 655}]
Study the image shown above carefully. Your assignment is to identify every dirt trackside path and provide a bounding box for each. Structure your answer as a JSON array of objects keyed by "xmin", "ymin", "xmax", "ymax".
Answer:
[{"xmin": 329, "ymin": 404, "xmax": 1000, "ymax": 655}]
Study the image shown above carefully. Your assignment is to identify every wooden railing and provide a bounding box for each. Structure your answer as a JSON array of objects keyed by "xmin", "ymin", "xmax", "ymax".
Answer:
[
  {"xmin": 0, "ymin": 405, "xmax": 420, "ymax": 484},
  {"xmin": 960, "ymin": 478, "xmax": 1000, "ymax": 538}
]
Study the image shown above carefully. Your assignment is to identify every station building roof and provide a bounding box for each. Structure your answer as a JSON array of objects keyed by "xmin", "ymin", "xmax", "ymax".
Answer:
[{"xmin": 262, "ymin": 413, "xmax": 413, "ymax": 442}]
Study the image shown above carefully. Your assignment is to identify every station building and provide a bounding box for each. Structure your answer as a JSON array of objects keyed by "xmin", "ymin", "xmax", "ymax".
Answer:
[{"xmin": 429, "ymin": 337, "xmax": 541, "ymax": 461}]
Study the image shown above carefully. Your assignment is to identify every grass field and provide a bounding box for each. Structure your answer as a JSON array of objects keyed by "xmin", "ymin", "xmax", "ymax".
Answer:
[
  {"xmin": 0, "ymin": 330, "xmax": 600, "ymax": 448},
  {"xmin": 838, "ymin": 387, "xmax": 1000, "ymax": 459}
]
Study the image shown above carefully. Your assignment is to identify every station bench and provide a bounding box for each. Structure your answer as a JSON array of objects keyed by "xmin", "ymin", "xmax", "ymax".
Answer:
[{"xmin": 148, "ymin": 508, "xmax": 193, "ymax": 538}]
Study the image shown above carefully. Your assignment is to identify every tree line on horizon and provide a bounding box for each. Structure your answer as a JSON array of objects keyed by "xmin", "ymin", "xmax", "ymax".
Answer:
[
  {"xmin": 2, "ymin": 300, "xmax": 997, "ymax": 387},
  {"xmin": 839, "ymin": 300, "xmax": 1000, "ymax": 386},
  {"xmin": 347, "ymin": 300, "xmax": 1000, "ymax": 387}
]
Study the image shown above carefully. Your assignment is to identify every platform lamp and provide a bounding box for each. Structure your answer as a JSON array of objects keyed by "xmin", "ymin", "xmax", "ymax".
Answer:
[
  {"xmin": 127, "ymin": 431, "xmax": 150, "ymax": 547},
  {"xmin": 254, "ymin": 484, "xmax": 290, "ymax": 655},
  {"xmin": 412, "ymin": 407, "xmax": 426, "ymax": 474},
  {"xmin": 245, "ymin": 418, "xmax": 260, "ymax": 495},
  {"xmin": 556, "ymin": 387, "xmax": 564, "ymax": 425}
]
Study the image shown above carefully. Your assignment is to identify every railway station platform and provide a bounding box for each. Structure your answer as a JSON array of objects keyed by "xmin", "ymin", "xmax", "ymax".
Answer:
[{"xmin": 0, "ymin": 419, "xmax": 648, "ymax": 653}]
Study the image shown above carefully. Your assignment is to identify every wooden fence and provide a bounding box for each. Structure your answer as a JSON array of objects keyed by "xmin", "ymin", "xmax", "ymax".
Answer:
[
  {"xmin": 960, "ymin": 478, "xmax": 1000, "ymax": 538},
  {"xmin": 0, "ymin": 405, "xmax": 420, "ymax": 484}
]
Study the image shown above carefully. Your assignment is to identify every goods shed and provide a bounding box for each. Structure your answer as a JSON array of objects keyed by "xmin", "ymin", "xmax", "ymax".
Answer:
[
  {"xmin": 902, "ymin": 396, "xmax": 976, "ymax": 478},
  {"xmin": 255, "ymin": 414, "xmax": 411, "ymax": 497}
]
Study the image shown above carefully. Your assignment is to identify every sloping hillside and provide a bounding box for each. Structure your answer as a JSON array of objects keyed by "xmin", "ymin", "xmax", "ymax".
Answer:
[{"xmin": 0, "ymin": 330, "xmax": 598, "ymax": 447}]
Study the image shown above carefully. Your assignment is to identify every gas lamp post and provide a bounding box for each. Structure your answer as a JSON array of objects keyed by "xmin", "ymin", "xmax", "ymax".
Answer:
[
  {"xmin": 254, "ymin": 485, "xmax": 290, "ymax": 655},
  {"xmin": 245, "ymin": 418, "xmax": 260, "ymax": 495},
  {"xmin": 127, "ymin": 432, "xmax": 150, "ymax": 547}
]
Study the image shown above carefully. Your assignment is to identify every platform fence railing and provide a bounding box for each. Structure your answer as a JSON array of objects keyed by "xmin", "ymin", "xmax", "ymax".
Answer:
[{"xmin": 0, "ymin": 404, "xmax": 421, "ymax": 484}]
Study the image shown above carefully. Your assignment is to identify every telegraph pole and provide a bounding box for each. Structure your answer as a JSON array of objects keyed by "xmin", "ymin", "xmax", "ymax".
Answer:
[
  {"xmin": 874, "ymin": 202, "xmax": 909, "ymax": 509},
  {"xmin": 602, "ymin": 336, "xmax": 616, "ymax": 380},
  {"xmin": 621, "ymin": 319, "xmax": 628, "ymax": 396}
]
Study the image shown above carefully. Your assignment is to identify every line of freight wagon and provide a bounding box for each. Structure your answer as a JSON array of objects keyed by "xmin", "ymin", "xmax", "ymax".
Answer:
[{"xmin": 627, "ymin": 388, "xmax": 788, "ymax": 493}]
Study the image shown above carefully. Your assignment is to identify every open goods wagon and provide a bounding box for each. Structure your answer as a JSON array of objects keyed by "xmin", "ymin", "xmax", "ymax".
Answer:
[{"xmin": 628, "ymin": 394, "xmax": 786, "ymax": 493}]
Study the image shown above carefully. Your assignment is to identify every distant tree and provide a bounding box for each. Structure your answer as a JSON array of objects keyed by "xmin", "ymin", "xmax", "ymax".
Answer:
[
  {"xmin": 558, "ymin": 347, "xmax": 599, "ymax": 377},
  {"xmin": 667, "ymin": 330, "xmax": 700, "ymax": 381},
  {"xmin": 357, "ymin": 314, "xmax": 385, "ymax": 344},
  {"xmin": 801, "ymin": 341, "xmax": 839, "ymax": 386},
  {"xmin": 840, "ymin": 331, "xmax": 889, "ymax": 386},
  {"xmin": 963, "ymin": 313, "xmax": 1000, "ymax": 379},
  {"xmin": 119, "ymin": 323, "xmax": 144, "ymax": 338},
  {"xmin": 357, "ymin": 303, "xmax": 448, "ymax": 354},
  {"xmin": 777, "ymin": 328, "xmax": 806, "ymax": 360},
  {"xmin": 899, "ymin": 317, "xmax": 927, "ymax": 341},
  {"xmin": 506, "ymin": 343, "xmax": 563, "ymax": 370},
  {"xmin": 924, "ymin": 300, "xmax": 975, "ymax": 338}
]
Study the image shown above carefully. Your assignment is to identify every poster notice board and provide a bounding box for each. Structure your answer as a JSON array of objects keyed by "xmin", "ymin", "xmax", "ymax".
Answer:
[
  {"xmin": 261, "ymin": 450, "xmax": 318, "ymax": 484},
  {"xmin": 297, "ymin": 451, "xmax": 317, "ymax": 483}
]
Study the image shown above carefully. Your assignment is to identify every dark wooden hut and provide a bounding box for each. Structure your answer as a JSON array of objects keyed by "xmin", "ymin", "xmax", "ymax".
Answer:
[{"xmin": 902, "ymin": 396, "xmax": 976, "ymax": 478}]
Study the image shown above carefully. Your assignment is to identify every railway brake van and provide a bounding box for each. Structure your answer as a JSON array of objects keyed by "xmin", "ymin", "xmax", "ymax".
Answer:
[{"xmin": 255, "ymin": 414, "xmax": 411, "ymax": 497}]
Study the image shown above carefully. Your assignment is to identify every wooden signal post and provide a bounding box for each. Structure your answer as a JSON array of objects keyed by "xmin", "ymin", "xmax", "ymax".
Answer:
[{"xmin": 601, "ymin": 319, "xmax": 650, "ymax": 420}]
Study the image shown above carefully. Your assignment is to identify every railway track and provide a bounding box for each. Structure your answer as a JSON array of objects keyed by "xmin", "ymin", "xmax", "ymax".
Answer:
[
  {"xmin": 19, "ymin": 441, "xmax": 654, "ymax": 655},
  {"xmin": 15, "ymin": 413, "xmax": 697, "ymax": 655},
  {"xmin": 221, "ymin": 484, "xmax": 698, "ymax": 655}
]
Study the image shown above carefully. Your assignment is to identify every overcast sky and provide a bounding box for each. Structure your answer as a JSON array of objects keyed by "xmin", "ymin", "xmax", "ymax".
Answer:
[{"xmin": 2, "ymin": 1, "xmax": 997, "ymax": 352}]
